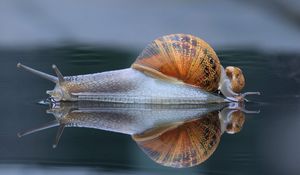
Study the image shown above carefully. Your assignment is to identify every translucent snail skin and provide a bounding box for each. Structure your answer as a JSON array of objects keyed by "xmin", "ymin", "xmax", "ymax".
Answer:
[{"xmin": 17, "ymin": 34, "xmax": 260, "ymax": 104}]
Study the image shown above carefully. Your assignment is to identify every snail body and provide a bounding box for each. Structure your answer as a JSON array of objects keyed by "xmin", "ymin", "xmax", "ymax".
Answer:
[{"xmin": 17, "ymin": 34, "xmax": 259, "ymax": 104}]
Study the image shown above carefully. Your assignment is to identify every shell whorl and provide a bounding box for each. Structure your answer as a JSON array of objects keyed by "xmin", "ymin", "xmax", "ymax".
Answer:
[
  {"xmin": 132, "ymin": 112, "xmax": 221, "ymax": 168},
  {"xmin": 132, "ymin": 34, "xmax": 221, "ymax": 92}
]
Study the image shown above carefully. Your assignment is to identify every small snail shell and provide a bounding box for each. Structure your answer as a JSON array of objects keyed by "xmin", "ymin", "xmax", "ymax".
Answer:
[
  {"xmin": 17, "ymin": 34, "xmax": 259, "ymax": 103},
  {"xmin": 225, "ymin": 66, "xmax": 245, "ymax": 93},
  {"xmin": 225, "ymin": 110, "xmax": 245, "ymax": 134}
]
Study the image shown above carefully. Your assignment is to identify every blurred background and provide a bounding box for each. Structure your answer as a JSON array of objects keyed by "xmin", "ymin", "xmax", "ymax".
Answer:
[
  {"xmin": 1, "ymin": 0, "xmax": 300, "ymax": 175},
  {"xmin": 1, "ymin": 0, "xmax": 300, "ymax": 52}
]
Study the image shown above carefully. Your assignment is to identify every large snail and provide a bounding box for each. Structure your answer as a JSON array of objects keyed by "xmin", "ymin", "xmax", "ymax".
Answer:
[
  {"xmin": 17, "ymin": 34, "xmax": 259, "ymax": 104},
  {"xmin": 18, "ymin": 101, "xmax": 247, "ymax": 168}
]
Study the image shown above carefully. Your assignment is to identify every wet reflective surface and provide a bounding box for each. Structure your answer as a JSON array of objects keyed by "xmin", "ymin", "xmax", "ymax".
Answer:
[
  {"xmin": 19, "ymin": 101, "xmax": 247, "ymax": 168},
  {"xmin": 1, "ymin": 47, "xmax": 300, "ymax": 174}
]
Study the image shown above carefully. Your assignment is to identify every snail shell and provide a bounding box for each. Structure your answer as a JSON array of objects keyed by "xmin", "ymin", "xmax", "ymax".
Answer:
[
  {"xmin": 132, "ymin": 34, "xmax": 221, "ymax": 92},
  {"xmin": 225, "ymin": 66, "xmax": 245, "ymax": 93},
  {"xmin": 132, "ymin": 112, "xmax": 221, "ymax": 168}
]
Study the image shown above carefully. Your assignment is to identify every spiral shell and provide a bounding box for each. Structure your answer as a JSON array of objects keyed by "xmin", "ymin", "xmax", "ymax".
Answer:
[
  {"xmin": 132, "ymin": 112, "xmax": 221, "ymax": 168},
  {"xmin": 225, "ymin": 66, "xmax": 245, "ymax": 93},
  {"xmin": 132, "ymin": 34, "xmax": 221, "ymax": 92}
]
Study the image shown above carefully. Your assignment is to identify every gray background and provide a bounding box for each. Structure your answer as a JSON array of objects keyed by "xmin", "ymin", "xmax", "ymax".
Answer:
[{"xmin": 1, "ymin": 0, "xmax": 300, "ymax": 52}]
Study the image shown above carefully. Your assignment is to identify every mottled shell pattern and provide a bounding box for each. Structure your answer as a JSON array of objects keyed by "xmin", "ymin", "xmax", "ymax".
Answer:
[
  {"xmin": 132, "ymin": 34, "xmax": 221, "ymax": 92},
  {"xmin": 132, "ymin": 112, "xmax": 221, "ymax": 168},
  {"xmin": 226, "ymin": 110, "xmax": 245, "ymax": 134},
  {"xmin": 225, "ymin": 66, "xmax": 245, "ymax": 93}
]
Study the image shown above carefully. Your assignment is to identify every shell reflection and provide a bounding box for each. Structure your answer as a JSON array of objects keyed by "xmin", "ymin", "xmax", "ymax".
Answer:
[
  {"xmin": 19, "ymin": 101, "xmax": 251, "ymax": 168},
  {"xmin": 133, "ymin": 112, "xmax": 222, "ymax": 168}
]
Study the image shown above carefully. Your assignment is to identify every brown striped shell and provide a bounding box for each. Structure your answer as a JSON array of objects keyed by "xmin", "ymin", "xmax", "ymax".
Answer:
[
  {"xmin": 132, "ymin": 112, "xmax": 221, "ymax": 168},
  {"xmin": 225, "ymin": 66, "xmax": 245, "ymax": 93},
  {"xmin": 132, "ymin": 34, "xmax": 221, "ymax": 92}
]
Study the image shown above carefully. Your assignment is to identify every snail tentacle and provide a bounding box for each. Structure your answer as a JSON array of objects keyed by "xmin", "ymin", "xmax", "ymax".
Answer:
[
  {"xmin": 17, "ymin": 120, "xmax": 59, "ymax": 138},
  {"xmin": 241, "ymin": 92, "xmax": 261, "ymax": 98},
  {"xmin": 227, "ymin": 102, "xmax": 260, "ymax": 114},
  {"xmin": 52, "ymin": 64, "xmax": 65, "ymax": 84},
  {"xmin": 17, "ymin": 63, "xmax": 58, "ymax": 83},
  {"xmin": 53, "ymin": 124, "xmax": 65, "ymax": 148}
]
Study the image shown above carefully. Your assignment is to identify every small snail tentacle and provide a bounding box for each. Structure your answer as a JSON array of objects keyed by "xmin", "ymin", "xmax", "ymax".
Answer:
[
  {"xmin": 225, "ymin": 91, "xmax": 261, "ymax": 102},
  {"xmin": 227, "ymin": 102, "xmax": 260, "ymax": 114},
  {"xmin": 241, "ymin": 92, "xmax": 261, "ymax": 98},
  {"xmin": 52, "ymin": 64, "xmax": 65, "ymax": 84}
]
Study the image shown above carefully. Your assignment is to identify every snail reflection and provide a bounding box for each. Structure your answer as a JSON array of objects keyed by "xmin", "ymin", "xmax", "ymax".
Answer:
[{"xmin": 19, "ymin": 101, "xmax": 254, "ymax": 168}]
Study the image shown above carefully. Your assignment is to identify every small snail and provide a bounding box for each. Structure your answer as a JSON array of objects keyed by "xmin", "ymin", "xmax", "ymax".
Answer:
[
  {"xmin": 17, "ymin": 34, "xmax": 259, "ymax": 104},
  {"xmin": 18, "ymin": 101, "xmax": 249, "ymax": 168}
]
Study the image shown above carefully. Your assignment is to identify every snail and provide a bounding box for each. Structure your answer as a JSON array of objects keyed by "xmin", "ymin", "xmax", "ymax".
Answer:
[
  {"xmin": 18, "ymin": 101, "xmax": 250, "ymax": 168},
  {"xmin": 17, "ymin": 34, "xmax": 260, "ymax": 104}
]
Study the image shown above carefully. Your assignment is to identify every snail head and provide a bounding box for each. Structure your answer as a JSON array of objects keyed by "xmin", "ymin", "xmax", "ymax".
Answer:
[
  {"xmin": 46, "ymin": 85, "xmax": 67, "ymax": 101},
  {"xmin": 17, "ymin": 63, "xmax": 73, "ymax": 102}
]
